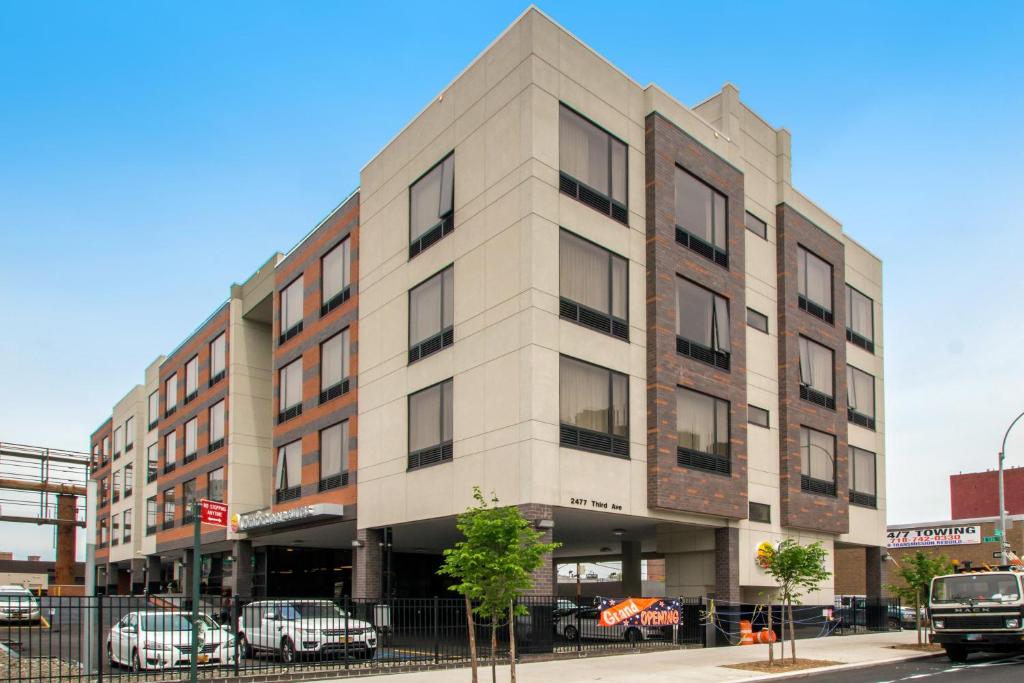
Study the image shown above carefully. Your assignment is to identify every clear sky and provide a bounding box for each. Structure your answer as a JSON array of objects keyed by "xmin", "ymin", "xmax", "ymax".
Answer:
[{"xmin": 1, "ymin": 2, "xmax": 1022, "ymax": 560}]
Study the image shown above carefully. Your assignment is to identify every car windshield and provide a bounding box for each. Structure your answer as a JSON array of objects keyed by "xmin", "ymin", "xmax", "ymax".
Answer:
[
  {"xmin": 933, "ymin": 574, "xmax": 1022, "ymax": 603},
  {"xmin": 141, "ymin": 613, "xmax": 196, "ymax": 631},
  {"xmin": 279, "ymin": 602, "xmax": 344, "ymax": 620}
]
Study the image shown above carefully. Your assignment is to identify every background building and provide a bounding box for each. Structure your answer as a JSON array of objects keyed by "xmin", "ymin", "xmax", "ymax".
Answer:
[
  {"xmin": 87, "ymin": 8, "xmax": 886, "ymax": 604},
  {"xmin": 951, "ymin": 467, "xmax": 1024, "ymax": 519}
]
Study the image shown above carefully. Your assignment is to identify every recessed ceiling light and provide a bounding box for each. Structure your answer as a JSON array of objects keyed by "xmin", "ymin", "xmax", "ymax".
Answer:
[{"xmin": 612, "ymin": 528, "xmax": 626, "ymax": 536}]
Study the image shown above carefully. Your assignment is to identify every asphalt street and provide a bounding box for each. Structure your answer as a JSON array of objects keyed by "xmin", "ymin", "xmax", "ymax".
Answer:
[{"xmin": 797, "ymin": 652, "xmax": 1024, "ymax": 682}]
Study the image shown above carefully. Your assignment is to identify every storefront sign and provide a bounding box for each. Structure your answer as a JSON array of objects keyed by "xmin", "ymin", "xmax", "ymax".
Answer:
[
  {"xmin": 887, "ymin": 525, "xmax": 980, "ymax": 549},
  {"xmin": 232, "ymin": 503, "xmax": 344, "ymax": 533},
  {"xmin": 597, "ymin": 597, "xmax": 682, "ymax": 627}
]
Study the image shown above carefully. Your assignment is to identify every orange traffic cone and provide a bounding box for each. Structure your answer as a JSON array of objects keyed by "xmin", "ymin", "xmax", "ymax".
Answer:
[{"xmin": 739, "ymin": 619, "xmax": 755, "ymax": 645}]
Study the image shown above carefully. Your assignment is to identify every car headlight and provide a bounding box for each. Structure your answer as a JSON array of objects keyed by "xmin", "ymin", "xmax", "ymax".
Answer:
[
  {"xmin": 933, "ymin": 619, "xmax": 944, "ymax": 629},
  {"xmin": 144, "ymin": 641, "xmax": 172, "ymax": 651},
  {"xmin": 1006, "ymin": 618, "xmax": 1020, "ymax": 629},
  {"xmin": 225, "ymin": 639, "xmax": 236, "ymax": 649}
]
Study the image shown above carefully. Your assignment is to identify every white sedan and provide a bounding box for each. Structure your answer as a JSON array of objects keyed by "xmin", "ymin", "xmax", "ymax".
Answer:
[
  {"xmin": 107, "ymin": 611, "xmax": 237, "ymax": 671},
  {"xmin": 557, "ymin": 607, "xmax": 668, "ymax": 643}
]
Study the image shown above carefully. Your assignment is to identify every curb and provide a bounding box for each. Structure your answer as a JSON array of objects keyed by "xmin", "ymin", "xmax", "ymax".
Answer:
[{"xmin": 737, "ymin": 651, "xmax": 946, "ymax": 682}]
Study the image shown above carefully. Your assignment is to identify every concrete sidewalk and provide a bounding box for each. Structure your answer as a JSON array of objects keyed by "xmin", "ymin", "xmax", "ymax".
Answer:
[{"xmin": 326, "ymin": 630, "xmax": 939, "ymax": 682}]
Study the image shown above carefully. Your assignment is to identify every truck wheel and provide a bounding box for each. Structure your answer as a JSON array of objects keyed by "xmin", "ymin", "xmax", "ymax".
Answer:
[{"xmin": 944, "ymin": 645, "xmax": 969, "ymax": 663}]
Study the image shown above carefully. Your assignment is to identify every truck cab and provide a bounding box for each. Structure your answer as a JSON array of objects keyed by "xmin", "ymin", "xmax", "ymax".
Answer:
[{"xmin": 929, "ymin": 565, "xmax": 1024, "ymax": 662}]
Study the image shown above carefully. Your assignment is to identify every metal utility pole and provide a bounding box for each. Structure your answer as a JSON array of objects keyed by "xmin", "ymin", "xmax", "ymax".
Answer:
[
  {"xmin": 190, "ymin": 501, "xmax": 201, "ymax": 683},
  {"xmin": 998, "ymin": 411, "xmax": 1024, "ymax": 564}
]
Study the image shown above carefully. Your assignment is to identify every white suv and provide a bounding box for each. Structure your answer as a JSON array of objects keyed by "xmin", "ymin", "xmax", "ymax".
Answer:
[{"xmin": 239, "ymin": 599, "xmax": 376, "ymax": 663}]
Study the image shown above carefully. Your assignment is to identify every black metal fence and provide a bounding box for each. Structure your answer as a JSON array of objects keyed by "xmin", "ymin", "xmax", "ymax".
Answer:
[{"xmin": 0, "ymin": 594, "xmax": 898, "ymax": 682}]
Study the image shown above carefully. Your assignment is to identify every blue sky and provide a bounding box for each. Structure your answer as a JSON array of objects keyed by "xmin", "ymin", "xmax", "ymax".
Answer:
[{"xmin": 1, "ymin": 2, "xmax": 1022, "ymax": 559}]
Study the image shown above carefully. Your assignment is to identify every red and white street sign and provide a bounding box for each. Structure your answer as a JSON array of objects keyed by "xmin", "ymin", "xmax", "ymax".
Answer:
[{"xmin": 199, "ymin": 499, "xmax": 228, "ymax": 527}]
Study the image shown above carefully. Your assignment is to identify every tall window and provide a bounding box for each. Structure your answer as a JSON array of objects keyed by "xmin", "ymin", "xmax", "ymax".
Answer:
[
  {"xmin": 280, "ymin": 276, "xmax": 304, "ymax": 343},
  {"xmin": 123, "ymin": 463, "xmax": 133, "ymax": 497},
  {"xmin": 559, "ymin": 230, "xmax": 628, "ymax": 340},
  {"xmin": 798, "ymin": 337, "xmax": 835, "ymax": 409},
  {"xmin": 162, "ymin": 488, "xmax": 176, "ymax": 528},
  {"xmin": 101, "ymin": 477, "xmax": 108, "ymax": 504},
  {"xmin": 745, "ymin": 212, "xmax": 767, "ymax": 239},
  {"xmin": 850, "ymin": 446, "xmax": 877, "ymax": 507},
  {"xmin": 122, "ymin": 509, "xmax": 132, "ymax": 542},
  {"xmin": 319, "ymin": 421, "xmax": 350, "ymax": 490},
  {"xmin": 408, "ymin": 379, "xmax": 454, "ymax": 470},
  {"xmin": 559, "ymin": 105, "xmax": 627, "ymax": 223},
  {"xmin": 184, "ymin": 356, "xmax": 199, "ymax": 402},
  {"xmin": 409, "ymin": 267, "xmax": 454, "ymax": 362},
  {"xmin": 125, "ymin": 417, "xmax": 135, "ymax": 451},
  {"xmin": 676, "ymin": 277, "xmax": 730, "ymax": 370},
  {"xmin": 320, "ymin": 329, "xmax": 351, "ymax": 402},
  {"xmin": 410, "ymin": 153, "xmax": 455, "ymax": 257},
  {"xmin": 164, "ymin": 431, "xmax": 177, "ymax": 472},
  {"xmin": 146, "ymin": 443, "xmax": 158, "ymax": 482},
  {"xmin": 148, "ymin": 390, "xmax": 159, "ymax": 429},
  {"xmin": 559, "ymin": 356, "xmax": 629, "ymax": 458},
  {"xmin": 847, "ymin": 365, "xmax": 876, "ymax": 429},
  {"xmin": 183, "ymin": 418, "xmax": 198, "ymax": 463},
  {"xmin": 112, "ymin": 469, "xmax": 121, "ymax": 501},
  {"xmin": 111, "ymin": 516, "xmax": 119, "ymax": 545},
  {"xmin": 321, "ymin": 238, "xmax": 352, "ymax": 314},
  {"xmin": 113, "ymin": 425, "xmax": 123, "ymax": 457},
  {"xmin": 278, "ymin": 358, "xmax": 303, "ymax": 422},
  {"xmin": 165, "ymin": 374, "xmax": 178, "ymax": 415},
  {"xmin": 800, "ymin": 427, "xmax": 836, "ymax": 496},
  {"xmin": 182, "ymin": 479, "xmax": 196, "ymax": 522},
  {"xmin": 846, "ymin": 285, "xmax": 874, "ymax": 351},
  {"xmin": 275, "ymin": 440, "xmax": 302, "ymax": 502},
  {"xmin": 146, "ymin": 497, "xmax": 158, "ymax": 534},
  {"xmin": 675, "ymin": 167, "xmax": 727, "ymax": 266},
  {"xmin": 797, "ymin": 246, "xmax": 833, "ymax": 323},
  {"xmin": 676, "ymin": 387, "xmax": 730, "ymax": 474},
  {"xmin": 103, "ymin": 436, "xmax": 110, "ymax": 457},
  {"xmin": 100, "ymin": 521, "xmax": 108, "ymax": 546},
  {"xmin": 207, "ymin": 467, "xmax": 225, "ymax": 503},
  {"xmin": 208, "ymin": 400, "xmax": 225, "ymax": 450},
  {"xmin": 210, "ymin": 333, "xmax": 226, "ymax": 384}
]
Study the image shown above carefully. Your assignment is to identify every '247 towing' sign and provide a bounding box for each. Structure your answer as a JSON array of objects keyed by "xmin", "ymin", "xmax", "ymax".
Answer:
[{"xmin": 887, "ymin": 525, "xmax": 980, "ymax": 549}]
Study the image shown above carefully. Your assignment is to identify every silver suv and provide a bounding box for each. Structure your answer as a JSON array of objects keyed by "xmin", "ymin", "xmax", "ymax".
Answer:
[{"xmin": 239, "ymin": 599, "xmax": 376, "ymax": 663}]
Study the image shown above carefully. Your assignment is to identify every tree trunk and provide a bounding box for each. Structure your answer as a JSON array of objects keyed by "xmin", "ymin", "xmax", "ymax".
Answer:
[
  {"xmin": 509, "ymin": 601, "xmax": 517, "ymax": 683},
  {"xmin": 788, "ymin": 599, "xmax": 796, "ymax": 663},
  {"xmin": 464, "ymin": 595, "xmax": 478, "ymax": 683},
  {"xmin": 490, "ymin": 623, "xmax": 497, "ymax": 683},
  {"xmin": 767, "ymin": 600, "xmax": 774, "ymax": 665},
  {"xmin": 914, "ymin": 590, "xmax": 921, "ymax": 646}
]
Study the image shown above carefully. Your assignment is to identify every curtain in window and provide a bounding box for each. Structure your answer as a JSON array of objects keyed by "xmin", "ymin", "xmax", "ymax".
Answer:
[
  {"xmin": 799, "ymin": 337, "xmax": 833, "ymax": 395},
  {"xmin": 675, "ymin": 169, "xmax": 712, "ymax": 242},
  {"xmin": 799, "ymin": 248, "xmax": 832, "ymax": 309},
  {"xmin": 677, "ymin": 278, "xmax": 712, "ymax": 345},
  {"xmin": 276, "ymin": 442, "xmax": 301, "ymax": 490},
  {"xmin": 207, "ymin": 468, "xmax": 225, "ymax": 502},
  {"xmin": 411, "ymin": 156, "xmax": 454, "ymax": 241},
  {"xmin": 610, "ymin": 138, "xmax": 627, "ymax": 204},
  {"xmin": 147, "ymin": 444, "xmax": 158, "ymax": 469},
  {"xmin": 611, "ymin": 373, "xmax": 628, "ymax": 438},
  {"xmin": 165, "ymin": 433, "xmax": 176, "ymax": 464},
  {"xmin": 410, "ymin": 274, "xmax": 443, "ymax": 345},
  {"xmin": 713, "ymin": 193, "xmax": 726, "ymax": 248},
  {"xmin": 147, "ymin": 498, "xmax": 157, "ymax": 527},
  {"xmin": 409, "ymin": 384, "xmax": 442, "ymax": 452},
  {"xmin": 163, "ymin": 490, "xmax": 175, "ymax": 521},
  {"xmin": 322, "ymin": 239, "xmax": 350, "ymax": 302},
  {"xmin": 847, "ymin": 366, "xmax": 875, "ymax": 417},
  {"xmin": 677, "ymin": 388, "xmax": 713, "ymax": 453},
  {"xmin": 560, "ymin": 357, "xmax": 610, "ymax": 434},
  {"xmin": 800, "ymin": 427, "xmax": 835, "ymax": 481},
  {"xmin": 611, "ymin": 256, "xmax": 627, "ymax": 319},
  {"xmin": 282, "ymin": 277, "xmax": 304, "ymax": 331},
  {"xmin": 210, "ymin": 401, "xmax": 225, "ymax": 442},
  {"xmin": 185, "ymin": 419, "xmax": 197, "ymax": 455},
  {"xmin": 715, "ymin": 399, "xmax": 729, "ymax": 456},
  {"xmin": 441, "ymin": 268, "xmax": 454, "ymax": 331},
  {"xmin": 441, "ymin": 381, "xmax": 453, "ymax": 443},
  {"xmin": 559, "ymin": 106, "xmax": 609, "ymax": 195},
  {"xmin": 183, "ymin": 480, "xmax": 195, "ymax": 508},
  {"xmin": 321, "ymin": 332, "xmax": 345, "ymax": 389},
  {"xmin": 210, "ymin": 334, "xmax": 226, "ymax": 377},
  {"xmin": 713, "ymin": 295, "xmax": 730, "ymax": 353},
  {"xmin": 321, "ymin": 422, "xmax": 348, "ymax": 477},
  {"xmin": 125, "ymin": 417, "xmax": 134, "ymax": 447},
  {"xmin": 280, "ymin": 360, "xmax": 302, "ymax": 410},
  {"xmin": 166, "ymin": 375, "xmax": 178, "ymax": 408},
  {"xmin": 186, "ymin": 357, "xmax": 198, "ymax": 394},
  {"xmin": 114, "ymin": 426, "xmax": 123, "ymax": 453},
  {"xmin": 149, "ymin": 391, "xmax": 159, "ymax": 425},
  {"xmin": 561, "ymin": 231, "xmax": 610, "ymax": 314},
  {"xmin": 847, "ymin": 287, "xmax": 873, "ymax": 339},
  {"xmin": 852, "ymin": 447, "xmax": 876, "ymax": 494}
]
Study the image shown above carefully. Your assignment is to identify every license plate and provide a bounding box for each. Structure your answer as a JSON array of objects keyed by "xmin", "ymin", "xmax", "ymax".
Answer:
[
  {"xmin": 338, "ymin": 636, "xmax": 352, "ymax": 643},
  {"xmin": 965, "ymin": 634, "xmax": 983, "ymax": 641},
  {"xmin": 197, "ymin": 654, "xmax": 210, "ymax": 663}
]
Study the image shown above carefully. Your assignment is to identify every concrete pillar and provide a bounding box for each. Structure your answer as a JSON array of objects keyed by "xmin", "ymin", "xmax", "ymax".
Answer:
[
  {"xmin": 147, "ymin": 555, "xmax": 162, "ymax": 594},
  {"xmin": 621, "ymin": 541, "xmax": 642, "ymax": 596},
  {"xmin": 865, "ymin": 546, "xmax": 883, "ymax": 599},
  {"xmin": 227, "ymin": 540, "xmax": 253, "ymax": 599},
  {"xmin": 55, "ymin": 494, "xmax": 77, "ymax": 586},
  {"xmin": 130, "ymin": 558, "xmax": 146, "ymax": 594},
  {"xmin": 714, "ymin": 527, "xmax": 741, "ymax": 603},
  {"xmin": 353, "ymin": 528, "xmax": 383, "ymax": 600},
  {"xmin": 518, "ymin": 504, "xmax": 555, "ymax": 596},
  {"xmin": 105, "ymin": 563, "xmax": 119, "ymax": 595}
]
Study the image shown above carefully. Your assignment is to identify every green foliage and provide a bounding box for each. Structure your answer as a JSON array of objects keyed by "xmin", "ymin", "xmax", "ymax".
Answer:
[
  {"xmin": 762, "ymin": 539, "xmax": 832, "ymax": 605},
  {"xmin": 885, "ymin": 551, "xmax": 952, "ymax": 605},
  {"xmin": 438, "ymin": 487, "xmax": 561, "ymax": 624}
]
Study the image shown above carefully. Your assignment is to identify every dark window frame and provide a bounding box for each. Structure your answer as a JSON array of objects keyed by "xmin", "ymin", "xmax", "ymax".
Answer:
[
  {"xmin": 319, "ymin": 328, "xmax": 351, "ymax": 404},
  {"xmin": 746, "ymin": 307, "xmax": 769, "ymax": 334},
  {"xmin": 847, "ymin": 364, "xmax": 877, "ymax": 430},
  {"xmin": 209, "ymin": 332, "xmax": 227, "ymax": 386},
  {"xmin": 318, "ymin": 420, "xmax": 351, "ymax": 492},
  {"xmin": 321, "ymin": 236, "xmax": 353, "ymax": 316},
  {"xmin": 798, "ymin": 335, "xmax": 836, "ymax": 410},
  {"xmin": 849, "ymin": 445, "xmax": 878, "ymax": 508},
  {"xmin": 800, "ymin": 425, "xmax": 837, "ymax": 497},
  {"xmin": 279, "ymin": 274, "xmax": 305, "ymax": 345},
  {"xmin": 845, "ymin": 284, "xmax": 875, "ymax": 352},
  {"xmin": 558, "ymin": 355, "xmax": 630, "ymax": 459},
  {"xmin": 797, "ymin": 245, "xmax": 834, "ymax": 324},
  {"xmin": 408, "ymin": 265, "xmax": 455, "ymax": 364},
  {"xmin": 278, "ymin": 358, "xmax": 304, "ymax": 423},
  {"xmin": 183, "ymin": 354, "xmax": 199, "ymax": 404},
  {"xmin": 558, "ymin": 103, "xmax": 628, "ymax": 225},
  {"xmin": 675, "ymin": 385, "xmax": 731, "ymax": 476},
  {"xmin": 207, "ymin": 467, "xmax": 225, "ymax": 504},
  {"xmin": 745, "ymin": 211, "xmax": 767, "ymax": 239},
  {"xmin": 558, "ymin": 228, "xmax": 629, "ymax": 341},
  {"xmin": 275, "ymin": 440, "xmax": 303, "ymax": 503},
  {"xmin": 748, "ymin": 405, "xmax": 770, "ymax": 428},
  {"xmin": 408, "ymin": 152, "xmax": 456, "ymax": 258},
  {"xmin": 675, "ymin": 276, "xmax": 731, "ymax": 371},
  {"xmin": 749, "ymin": 502, "xmax": 771, "ymax": 524},
  {"xmin": 148, "ymin": 390, "xmax": 160, "ymax": 430},
  {"xmin": 674, "ymin": 166, "xmax": 729, "ymax": 268},
  {"xmin": 407, "ymin": 378, "xmax": 454, "ymax": 471}
]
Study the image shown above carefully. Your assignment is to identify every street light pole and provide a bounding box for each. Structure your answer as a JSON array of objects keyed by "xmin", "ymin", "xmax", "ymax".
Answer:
[{"xmin": 998, "ymin": 410, "xmax": 1024, "ymax": 564}]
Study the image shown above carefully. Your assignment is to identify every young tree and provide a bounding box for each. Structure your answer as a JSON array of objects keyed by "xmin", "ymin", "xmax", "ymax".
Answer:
[
  {"xmin": 885, "ymin": 551, "xmax": 953, "ymax": 645},
  {"xmin": 760, "ymin": 539, "xmax": 831, "ymax": 663},
  {"xmin": 438, "ymin": 488, "xmax": 560, "ymax": 683}
]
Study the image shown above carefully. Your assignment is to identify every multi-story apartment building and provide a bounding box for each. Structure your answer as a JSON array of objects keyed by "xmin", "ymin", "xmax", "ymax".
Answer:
[{"xmin": 88, "ymin": 8, "xmax": 885, "ymax": 603}]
